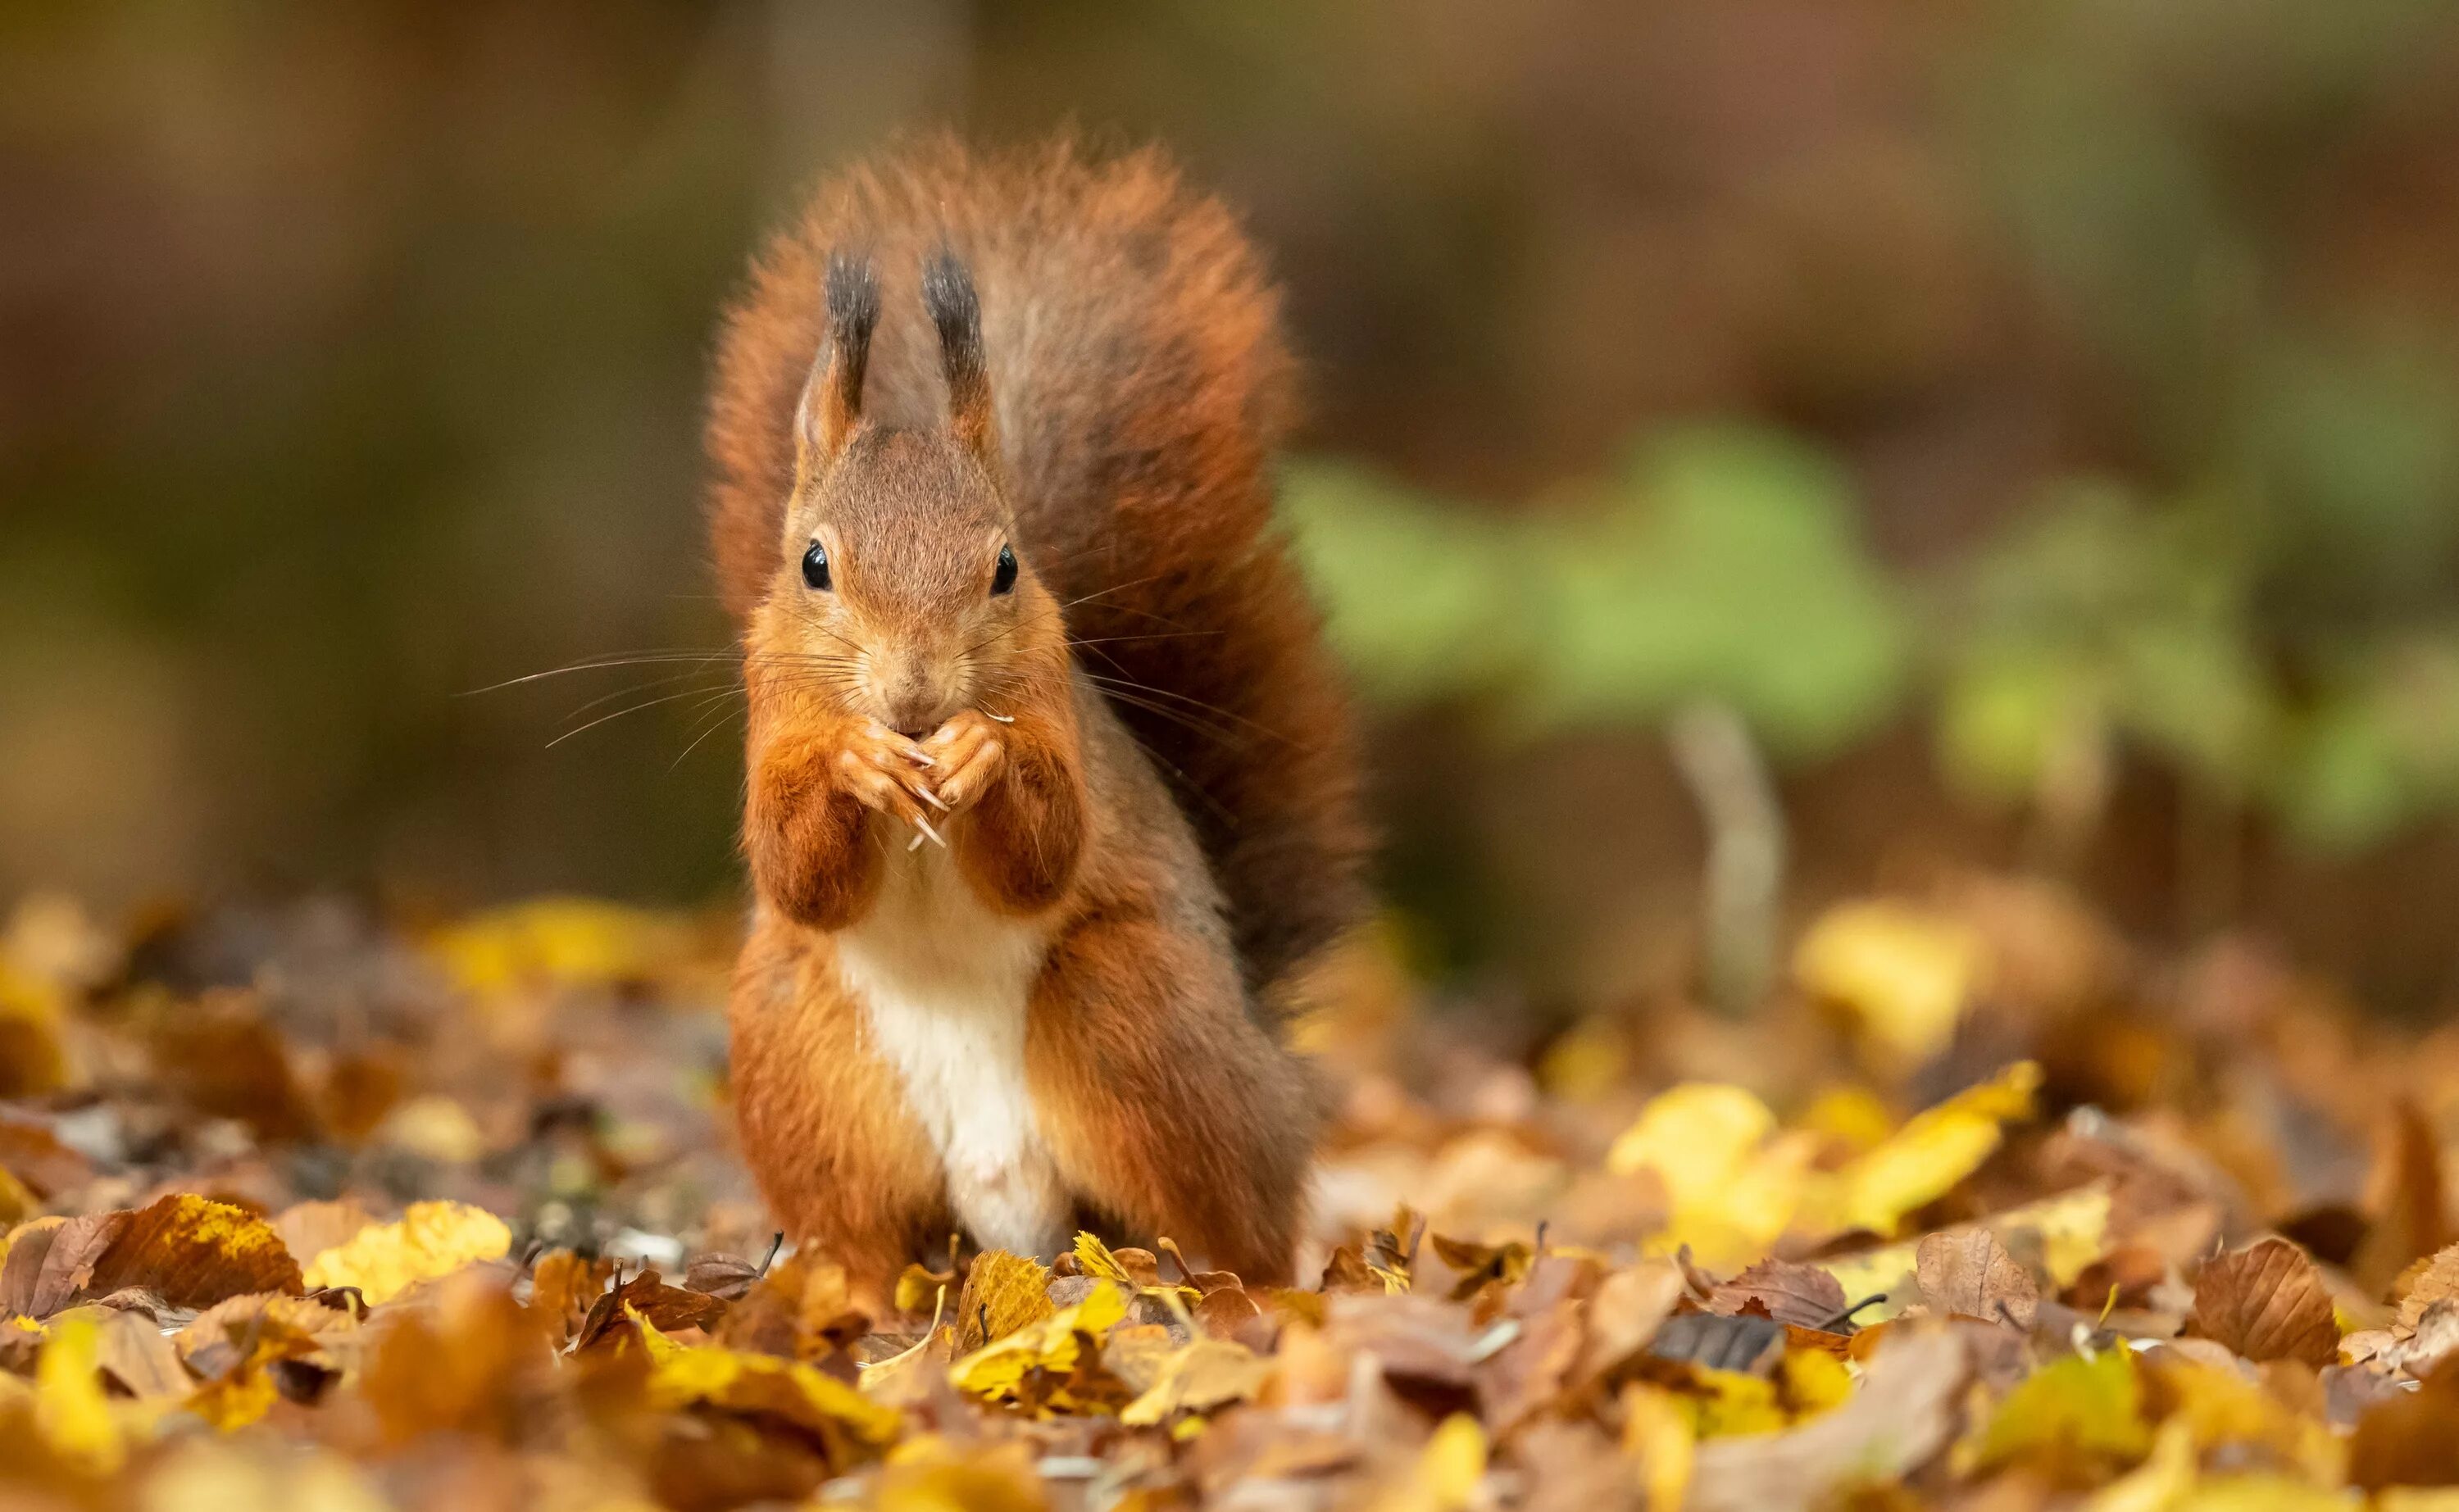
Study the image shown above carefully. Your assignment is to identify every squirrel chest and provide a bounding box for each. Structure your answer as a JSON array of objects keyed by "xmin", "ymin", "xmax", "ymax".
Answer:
[{"xmin": 828, "ymin": 833, "xmax": 1073, "ymax": 1257}]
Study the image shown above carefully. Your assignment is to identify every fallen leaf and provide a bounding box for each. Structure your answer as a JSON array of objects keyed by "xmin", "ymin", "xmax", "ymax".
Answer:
[
  {"xmin": 2396, "ymin": 1241, "xmax": 2459, "ymax": 1336},
  {"xmin": 1793, "ymin": 899, "xmax": 1985, "ymax": 1066},
  {"xmin": 426, "ymin": 897, "xmax": 696, "ymax": 996},
  {"xmin": 945, "ymin": 1281, "xmax": 1127, "ymax": 1404},
  {"xmin": 1648, "ymin": 1313, "xmax": 1784, "ymax": 1376},
  {"xmin": 956, "ymin": 1250, "xmax": 1057, "ymax": 1351},
  {"xmin": 1687, "ymin": 1326, "xmax": 1967, "ymax": 1512},
  {"xmin": 0, "ymin": 1210, "xmax": 129, "ymax": 1319},
  {"xmin": 1707, "ymin": 1259, "xmax": 1848, "ymax": 1330},
  {"xmin": 1369, "ymin": 1412, "xmax": 1486, "ymax": 1512},
  {"xmin": 1119, "ymin": 1337, "xmax": 1271, "ymax": 1424},
  {"xmin": 1572, "ymin": 1260, "xmax": 1684, "ymax": 1388},
  {"xmin": 1967, "ymin": 1344, "xmax": 2152, "ymax": 1474},
  {"xmin": 871, "ymin": 1437, "xmax": 1048, "ymax": 1512},
  {"xmin": 575, "ymin": 1267, "xmax": 726, "ymax": 1349},
  {"xmin": 0, "ymin": 956, "xmax": 71, "ymax": 1097},
  {"xmin": 88, "ymin": 1306, "xmax": 189, "ymax": 1400},
  {"xmin": 637, "ymin": 1310, "xmax": 901, "ymax": 1458},
  {"xmin": 34, "ymin": 1313, "xmax": 124, "ymax": 1473},
  {"xmin": 2186, "ymin": 1237, "xmax": 2339, "ymax": 1369},
  {"xmin": 1806, "ymin": 1061, "xmax": 2043, "ymax": 1237},
  {"xmin": 300, "ymin": 1201, "xmax": 511, "ymax": 1304},
  {"xmin": 2349, "ymin": 1357, "xmax": 2459, "ymax": 1492},
  {"xmin": 1916, "ymin": 1227, "xmax": 2039, "ymax": 1329},
  {"xmin": 86, "ymin": 1194, "xmax": 302, "ymax": 1309}
]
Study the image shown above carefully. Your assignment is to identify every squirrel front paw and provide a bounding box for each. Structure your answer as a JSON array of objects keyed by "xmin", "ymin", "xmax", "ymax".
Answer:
[
  {"xmin": 920, "ymin": 710, "xmax": 1007, "ymax": 813},
  {"xmin": 834, "ymin": 721, "xmax": 947, "ymax": 835}
]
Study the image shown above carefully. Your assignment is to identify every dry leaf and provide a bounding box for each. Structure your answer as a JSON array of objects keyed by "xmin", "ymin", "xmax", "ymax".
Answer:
[
  {"xmin": 2185, "ymin": 1237, "xmax": 2340, "ymax": 1369},
  {"xmin": 637, "ymin": 1310, "xmax": 901, "ymax": 1459},
  {"xmin": 1916, "ymin": 1227, "xmax": 2039, "ymax": 1329},
  {"xmin": 1119, "ymin": 1337, "xmax": 1272, "ymax": 1424},
  {"xmin": 956, "ymin": 1250, "xmax": 1057, "ymax": 1351},
  {"xmin": 945, "ymin": 1281, "xmax": 1127, "ymax": 1403},
  {"xmin": 301, "ymin": 1201, "xmax": 511, "ymax": 1304},
  {"xmin": 87, "ymin": 1194, "xmax": 302, "ymax": 1309},
  {"xmin": 2396, "ymin": 1241, "xmax": 2459, "ymax": 1336},
  {"xmin": 1707, "ymin": 1259, "xmax": 1849, "ymax": 1330},
  {"xmin": 1687, "ymin": 1326, "xmax": 1966, "ymax": 1512},
  {"xmin": 1793, "ymin": 899, "xmax": 1984, "ymax": 1066}
]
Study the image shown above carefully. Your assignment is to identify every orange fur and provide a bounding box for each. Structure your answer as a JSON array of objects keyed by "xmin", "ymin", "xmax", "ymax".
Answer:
[{"xmin": 707, "ymin": 136, "xmax": 1361, "ymax": 1292}]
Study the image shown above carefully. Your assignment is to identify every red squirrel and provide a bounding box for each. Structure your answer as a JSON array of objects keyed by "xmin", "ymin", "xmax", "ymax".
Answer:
[{"xmin": 702, "ymin": 137, "xmax": 1368, "ymax": 1296}]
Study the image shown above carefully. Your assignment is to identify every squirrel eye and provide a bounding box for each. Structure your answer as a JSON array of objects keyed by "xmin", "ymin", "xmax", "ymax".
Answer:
[
  {"xmin": 991, "ymin": 543, "xmax": 1018, "ymax": 597},
  {"xmin": 801, "ymin": 541, "xmax": 831, "ymax": 592}
]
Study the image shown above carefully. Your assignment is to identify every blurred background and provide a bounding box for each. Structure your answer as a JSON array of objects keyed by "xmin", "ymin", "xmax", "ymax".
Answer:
[{"xmin": 9, "ymin": 0, "xmax": 2459, "ymax": 1027}]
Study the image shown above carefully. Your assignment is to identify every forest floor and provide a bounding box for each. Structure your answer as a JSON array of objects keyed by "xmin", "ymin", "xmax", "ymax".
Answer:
[{"xmin": 0, "ymin": 875, "xmax": 2455, "ymax": 1510}]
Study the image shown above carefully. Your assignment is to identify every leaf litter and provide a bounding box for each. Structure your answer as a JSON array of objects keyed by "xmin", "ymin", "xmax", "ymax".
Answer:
[{"xmin": 0, "ymin": 879, "xmax": 2454, "ymax": 1505}]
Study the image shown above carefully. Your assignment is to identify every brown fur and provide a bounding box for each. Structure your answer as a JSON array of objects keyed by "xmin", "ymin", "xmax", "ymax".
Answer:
[
  {"xmin": 706, "ymin": 137, "xmax": 1364, "ymax": 1292},
  {"xmin": 707, "ymin": 134, "xmax": 1368, "ymax": 992}
]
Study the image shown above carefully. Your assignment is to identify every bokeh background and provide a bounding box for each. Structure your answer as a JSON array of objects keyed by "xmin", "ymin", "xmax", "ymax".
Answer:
[{"xmin": 9, "ymin": 1, "xmax": 2459, "ymax": 1024}]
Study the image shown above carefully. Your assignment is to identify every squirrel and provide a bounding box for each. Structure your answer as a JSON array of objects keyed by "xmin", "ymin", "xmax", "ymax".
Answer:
[{"xmin": 701, "ymin": 137, "xmax": 1369, "ymax": 1297}]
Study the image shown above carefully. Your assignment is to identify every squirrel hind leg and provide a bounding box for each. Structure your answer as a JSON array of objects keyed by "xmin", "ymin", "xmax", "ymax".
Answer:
[{"xmin": 1024, "ymin": 915, "xmax": 1316, "ymax": 1287}]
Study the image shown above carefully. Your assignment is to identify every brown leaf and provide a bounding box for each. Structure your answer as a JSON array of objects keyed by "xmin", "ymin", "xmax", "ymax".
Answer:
[
  {"xmin": 2396, "ymin": 1241, "xmax": 2459, "ymax": 1336},
  {"xmin": 2356, "ymin": 1098, "xmax": 2452, "ymax": 1294},
  {"xmin": 1916, "ymin": 1228, "xmax": 2040, "ymax": 1330},
  {"xmin": 2349, "ymin": 1357, "xmax": 2459, "ymax": 1491},
  {"xmin": 1192, "ymin": 1283, "xmax": 1268, "ymax": 1347},
  {"xmin": 573, "ymin": 1266, "xmax": 725, "ymax": 1350},
  {"xmin": 144, "ymin": 988, "xmax": 320, "ymax": 1142},
  {"xmin": 684, "ymin": 1251, "xmax": 767, "ymax": 1302},
  {"xmin": 0, "ymin": 1114, "xmax": 93, "ymax": 1197},
  {"xmin": 1570, "ymin": 1260, "xmax": 1684, "ymax": 1389},
  {"xmin": 88, "ymin": 1304, "xmax": 193, "ymax": 1398},
  {"xmin": 0, "ymin": 1209, "xmax": 130, "ymax": 1318},
  {"xmin": 1324, "ymin": 1292, "xmax": 1484, "ymax": 1388},
  {"xmin": 2185, "ymin": 1235, "xmax": 2339, "ymax": 1368},
  {"xmin": 86, "ymin": 1193, "xmax": 303, "ymax": 1309},
  {"xmin": 1476, "ymin": 1297, "xmax": 1583, "ymax": 1433},
  {"xmin": 1708, "ymin": 1259, "xmax": 1850, "ymax": 1330}
]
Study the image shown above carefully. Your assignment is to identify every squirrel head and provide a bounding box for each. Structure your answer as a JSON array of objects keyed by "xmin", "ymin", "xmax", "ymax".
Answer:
[{"xmin": 753, "ymin": 250, "xmax": 1054, "ymax": 738}]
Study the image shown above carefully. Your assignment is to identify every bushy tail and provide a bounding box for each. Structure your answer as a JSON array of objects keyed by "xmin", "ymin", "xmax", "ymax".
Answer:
[{"xmin": 705, "ymin": 135, "xmax": 1369, "ymax": 995}]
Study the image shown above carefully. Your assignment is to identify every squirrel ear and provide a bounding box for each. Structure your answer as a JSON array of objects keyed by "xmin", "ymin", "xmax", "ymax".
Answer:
[
  {"xmin": 921, "ymin": 249, "xmax": 995, "ymax": 461},
  {"xmin": 798, "ymin": 251, "xmax": 878, "ymax": 465}
]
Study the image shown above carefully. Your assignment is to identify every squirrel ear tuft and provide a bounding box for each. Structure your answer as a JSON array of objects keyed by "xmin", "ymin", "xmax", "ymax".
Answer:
[
  {"xmin": 798, "ymin": 251, "xmax": 879, "ymax": 465},
  {"xmin": 921, "ymin": 249, "xmax": 995, "ymax": 461}
]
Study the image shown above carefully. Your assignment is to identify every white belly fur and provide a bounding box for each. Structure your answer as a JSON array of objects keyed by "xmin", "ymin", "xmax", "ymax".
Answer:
[{"xmin": 832, "ymin": 834, "xmax": 1071, "ymax": 1257}]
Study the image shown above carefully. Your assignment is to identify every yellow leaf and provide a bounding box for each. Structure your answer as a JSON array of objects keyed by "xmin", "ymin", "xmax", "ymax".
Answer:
[
  {"xmin": 1967, "ymin": 1346, "xmax": 2151, "ymax": 1474},
  {"xmin": 874, "ymin": 1437, "xmax": 1048, "ymax": 1512},
  {"xmin": 1779, "ymin": 1346, "xmax": 1855, "ymax": 1419},
  {"xmin": 0, "ymin": 954, "xmax": 70, "ymax": 1097},
  {"xmin": 1607, "ymin": 1083, "xmax": 1775, "ymax": 1197},
  {"xmin": 958, "ymin": 1251, "xmax": 1057, "ymax": 1349},
  {"xmin": 1794, "ymin": 899, "xmax": 1985, "ymax": 1065},
  {"xmin": 1072, "ymin": 1232, "xmax": 1134, "ymax": 1287},
  {"xmin": 1611, "ymin": 1084, "xmax": 1811, "ymax": 1270},
  {"xmin": 2088, "ymin": 1419, "xmax": 2196, "ymax": 1512},
  {"xmin": 1620, "ymin": 1383, "xmax": 1694, "ymax": 1512},
  {"xmin": 1372, "ymin": 1413, "xmax": 1486, "ymax": 1512},
  {"xmin": 1805, "ymin": 1062, "xmax": 2042, "ymax": 1237},
  {"xmin": 2150, "ymin": 1355, "xmax": 2343, "ymax": 1485},
  {"xmin": 1119, "ymin": 1338, "xmax": 1273, "ymax": 1426},
  {"xmin": 301, "ymin": 1201, "xmax": 511, "ymax": 1303},
  {"xmin": 35, "ymin": 1313, "xmax": 123, "ymax": 1474},
  {"xmin": 1675, "ymin": 1368, "xmax": 1790, "ymax": 1438},
  {"xmin": 946, "ymin": 1282, "xmax": 1129, "ymax": 1402},
  {"xmin": 427, "ymin": 897, "xmax": 694, "ymax": 996},
  {"xmin": 636, "ymin": 1312, "xmax": 901, "ymax": 1446}
]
